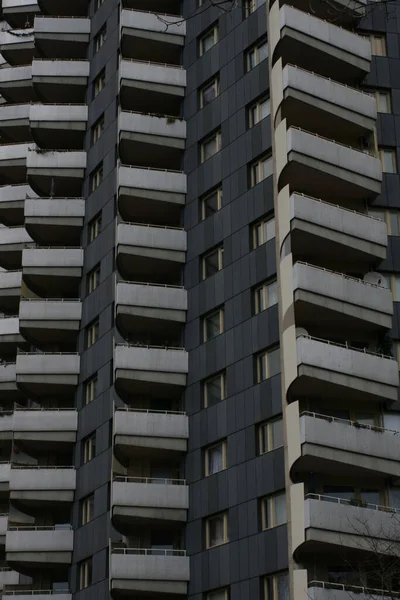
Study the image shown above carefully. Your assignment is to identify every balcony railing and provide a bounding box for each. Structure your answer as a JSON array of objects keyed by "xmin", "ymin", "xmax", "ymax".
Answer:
[
  {"xmin": 116, "ymin": 342, "xmax": 185, "ymax": 351},
  {"xmin": 296, "ymin": 334, "xmax": 395, "ymax": 360},
  {"xmin": 300, "ymin": 410, "xmax": 400, "ymax": 435},
  {"xmin": 3, "ymin": 590, "xmax": 70, "ymax": 596},
  {"xmin": 295, "ymin": 261, "xmax": 388, "ymax": 290},
  {"xmin": 113, "ymin": 475, "xmax": 186, "ymax": 485},
  {"xmin": 8, "ymin": 524, "xmax": 73, "ymax": 531},
  {"xmin": 305, "ymin": 493, "xmax": 400, "ymax": 515},
  {"xmin": 115, "ymin": 406, "xmax": 185, "ymax": 415},
  {"xmin": 112, "ymin": 547, "xmax": 186, "ymax": 556},
  {"xmin": 309, "ymin": 580, "xmax": 400, "ymax": 598}
]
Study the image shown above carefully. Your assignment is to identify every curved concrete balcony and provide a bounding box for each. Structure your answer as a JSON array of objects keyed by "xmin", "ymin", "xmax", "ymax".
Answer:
[
  {"xmin": 13, "ymin": 408, "xmax": 77, "ymax": 445},
  {"xmin": 116, "ymin": 280, "xmax": 186, "ymax": 343},
  {"xmin": 34, "ymin": 16, "xmax": 90, "ymax": 59},
  {"xmin": 110, "ymin": 547, "xmax": 189, "ymax": 598},
  {"xmin": 120, "ymin": 9, "xmax": 185, "ymax": 65},
  {"xmin": 24, "ymin": 197, "xmax": 85, "ymax": 245},
  {"xmin": 276, "ymin": 122, "xmax": 382, "ymax": 202},
  {"xmin": 27, "ymin": 150, "xmax": 86, "ymax": 197},
  {"xmin": 119, "ymin": 58, "xmax": 186, "ymax": 116},
  {"xmin": 0, "ymin": 144, "xmax": 33, "ymax": 186},
  {"xmin": 6, "ymin": 525, "xmax": 74, "ymax": 569},
  {"xmin": 111, "ymin": 476, "xmax": 188, "ymax": 529},
  {"xmin": 114, "ymin": 407, "xmax": 188, "ymax": 459},
  {"xmin": 116, "ymin": 222, "xmax": 186, "ymax": 284},
  {"xmin": 289, "ymin": 405, "xmax": 400, "ymax": 481},
  {"xmin": 0, "ymin": 567, "xmax": 23, "ymax": 588},
  {"xmin": 269, "ymin": 3, "xmax": 371, "ymax": 83},
  {"xmin": 32, "ymin": 59, "xmax": 90, "ymax": 103},
  {"xmin": 118, "ymin": 111, "xmax": 186, "ymax": 170},
  {"xmin": 307, "ymin": 581, "xmax": 396, "ymax": 600},
  {"xmin": 293, "ymin": 262, "xmax": 393, "ymax": 334},
  {"xmin": 38, "ymin": 0, "xmax": 88, "ymax": 16},
  {"xmin": 0, "ymin": 29, "xmax": 34, "ymax": 67},
  {"xmin": 123, "ymin": 0, "xmax": 181, "ymax": 14},
  {"xmin": 118, "ymin": 164, "xmax": 186, "ymax": 226},
  {"xmin": 0, "ymin": 411, "xmax": 13, "ymax": 440},
  {"xmin": 114, "ymin": 344, "xmax": 188, "ymax": 401},
  {"xmin": 0, "ymin": 104, "xmax": 30, "ymax": 143},
  {"xmin": 16, "ymin": 352, "xmax": 80, "ymax": 398},
  {"xmin": 2, "ymin": 0, "xmax": 39, "ymax": 28},
  {"xmin": 9, "ymin": 466, "xmax": 76, "ymax": 507},
  {"xmin": 271, "ymin": 0, "xmax": 367, "ymax": 25},
  {"xmin": 0, "ymin": 463, "xmax": 11, "ymax": 495},
  {"xmin": 0, "ymin": 185, "xmax": 37, "ymax": 228},
  {"xmin": 22, "ymin": 246, "xmax": 83, "ymax": 297},
  {"xmin": 290, "ymin": 335, "xmax": 399, "ymax": 403},
  {"xmin": 0, "ymin": 317, "xmax": 26, "ymax": 358},
  {"xmin": 0, "ymin": 515, "xmax": 8, "ymax": 545},
  {"xmin": 295, "ymin": 494, "xmax": 400, "ymax": 558},
  {"xmin": 29, "ymin": 104, "xmax": 88, "ymax": 150},
  {"xmin": 273, "ymin": 62, "xmax": 376, "ymax": 144},
  {"xmin": 280, "ymin": 189, "xmax": 388, "ymax": 268},
  {"xmin": 0, "ymin": 65, "xmax": 33, "ymax": 104},
  {"xmin": 0, "ymin": 362, "xmax": 23, "ymax": 403},
  {"xmin": 0, "ymin": 227, "xmax": 34, "ymax": 270},
  {"xmin": 0, "ymin": 270, "xmax": 21, "ymax": 314},
  {"xmin": 19, "ymin": 299, "xmax": 81, "ymax": 347}
]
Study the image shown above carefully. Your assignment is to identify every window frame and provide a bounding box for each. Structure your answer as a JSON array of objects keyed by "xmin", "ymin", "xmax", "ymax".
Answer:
[
  {"xmin": 80, "ymin": 494, "xmax": 95, "ymax": 526},
  {"xmin": 203, "ymin": 372, "xmax": 226, "ymax": 408},
  {"xmin": 256, "ymin": 346, "xmax": 280, "ymax": 383},
  {"xmin": 87, "ymin": 266, "xmax": 100, "ymax": 294},
  {"xmin": 254, "ymin": 279, "xmax": 278, "ymax": 314},
  {"xmin": 206, "ymin": 589, "xmax": 230, "ymax": 600},
  {"xmin": 252, "ymin": 216, "xmax": 275, "ymax": 249},
  {"xmin": 248, "ymin": 95, "xmax": 270, "ymax": 128},
  {"xmin": 244, "ymin": 0, "xmax": 266, "ymax": 15},
  {"xmin": 92, "ymin": 115, "xmax": 105, "ymax": 144},
  {"xmin": 264, "ymin": 571, "xmax": 289, "ymax": 600},
  {"xmin": 201, "ymin": 186, "xmax": 223, "ymax": 220},
  {"xmin": 379, "ymin": 147, "xmax": 397, "ymax": 173},
  {"xmin": 200, "ymin": 76, "xmax": 220, "ymax": 108},
  {"xmin": 84, "ymin": 374, "xmax": 98, "ymax": 405},
  {"xmin": 370, "ymin": 34, "xmax": 387, "ymax": 56},
  {"xmin": 206, "ymin": 512, "xmax": 229, "ymax": 549},
  {"xmin": 86, "ymin": 319, "xmax": 99, "ymax": 348},
  {"xmin": 261, "ymin": 491, "xmax": 287, "ymax": 530},
  {"xmin": 94, "ymin": 25, "xmax": 107, "ymax": 52},
  {"xmin": 375, "ymin": 90, "xmax": 391, "ymax": 113},
  {"xmin": 202, "ymin": 246, "xmax": 224, "ymax": 280},
  {"xmin": 78, "ymin": 557, "xmax": 93, "ymax": 590},
  {"xmin": 250, "ymin": 153, "xmax": 273, "ymax": 187},
  {"xmin": 205, "ymin": 439, "xmax": 227, "ymax": 477},
  {"xmin": 90, "ymin": 162, "xmax": 103, "ymax": 192},
  {"xmin": 246, "ymin": 38, "xmax": 268, "ymax": 72},
  {"xmin": 199, "ymin": 24, "xmax": 219, "ymax": 56},
  {"xmin": 259, "ymin": 417, "xmax": 284, "ymax": 455},
  {"xmin": 93, "ymin": 69, "xmax": 105, "ymax": 97},
  {"xmin": 202, "ymin": 307, "xmax": 224, "ymax": 342},
  {"xmin": 88, "ymin": 213, "xmax": 102, "ymax": 242},
  {"xmin": 200, "ymin": 130, "xmax": 222, "ymax": 163},
  {"xmin": 82, "ymin": 433, "xmax": 96, "ymax": 464}
]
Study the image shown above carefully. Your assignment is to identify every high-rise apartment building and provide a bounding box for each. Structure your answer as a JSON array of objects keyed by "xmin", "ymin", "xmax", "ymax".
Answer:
[{"xmin": 0, "ymin": 0, "xmax": 397, "ymax": 598}]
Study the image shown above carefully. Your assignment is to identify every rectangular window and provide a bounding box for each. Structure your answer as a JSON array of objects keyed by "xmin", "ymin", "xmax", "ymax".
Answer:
[
  {"xmin": 82, "ymin": 434, "xmax": 96, "ymax": 464},
  {"xmin": 203, "ymin": 308, "xmax": 224, "ymax": 342},
  {"xmin": 201, "ymin": 130, "xmax": 221, "ymax": 163},
  {"xmin": 207, "ymin": 589, "xmax": 229, "ymax": 600},
  {"xmin": 256, "ymin": 346, "xmax": 280, "ymax": 382},
  {"xmin": 264, "ymin": 572, "xmax": 289, "ymax": 600},
  {"xmin": 199, "ymin": 25, "xmax": 219, "ymax": 56},
  {"xmin": 93, "ymin": 69, "xmax": 105, "ymax": 97},
  {"xmin": 246, "ymin": 39, "xmax": 268, "ymax": 71},
  {"xmin": 252, "ymin": 216, "xmax": 275, "ymax": 248},
  {"xmin": 202, "ymin": 246, "xmax": 224, "ymax": 280},
  {"xmin": 92, "ymin": 115, "xmax": 105, "ymax": 144},
  {"xmin": 201, "ymin": 186, "xmax": 223, "ymax": 220},
  {"xmin": 254, "ymin": 279, "xmax": 278, "ymax": 314},
  {"xmin": 89, "ymin": 213, "xmax": 102, "ymax": 242},
  {"xmin": 248, "ymin": 96, "xmax": 270, "ymax": 127},
  {"xmin": 205, "ymin": 440, "xmax": 227, "ymax": 476},
  {"xmin": 376, "ymin": 90, "xmax": 391, "ymax": 113},
  {"xmin": 86, "ymin": 319, "xmax": 99, "ymax": 348},
  {"xmin": 203, "ymin": 372, "xmax": 226, "ymax": 407},
  {"xmin": 87, "ymin": 265, "xmax": 100, "ymax": 294},
  {"xmin": 370, "ymin": 34, "xmax": 386, "ymax": 56},
  {"xmin": 379, "ymin": 148, "xmax": 397, "ymax": 173},
  {"xmin": 259, "ymin": 417, "xmax": 283, "ymax": 454},
  {"xmin": 244, "ymin": 0, "xmax": 266, "ymax": 15},
  {"xmin": 84, "ymin": 374, "xmax": 98, "ymax": 405},
  {"xmin": 95, "ymin": 0, "xmax": 104, "ymax": 9},
  {"xmin": 262, "ymin": 491, "xmax": 287, "ymax": 529},
  {"xmin": 200, "ymin": 76, "xmax": 220, "ymax": 108},
  {"xmin": 80, "ymin": 494, "xmax": 94, "ymax": 525},
  {"xmin": 78, "ymin": 558, "xmax": 92, "ymax": 590},
  {"xmin": 250, "ymin": 154, "xmax": 273, "ymax": 186},
  {"xmin": 90, "ymin": 162, "xmax": 103, "ymax": 192},
  {"xmin": 206, "ymin": 512, "xmax": 228, "ymax": 548},
  {"xmin": 94, "ymin": 25, "xmax": 106, "ymax": 52}
]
